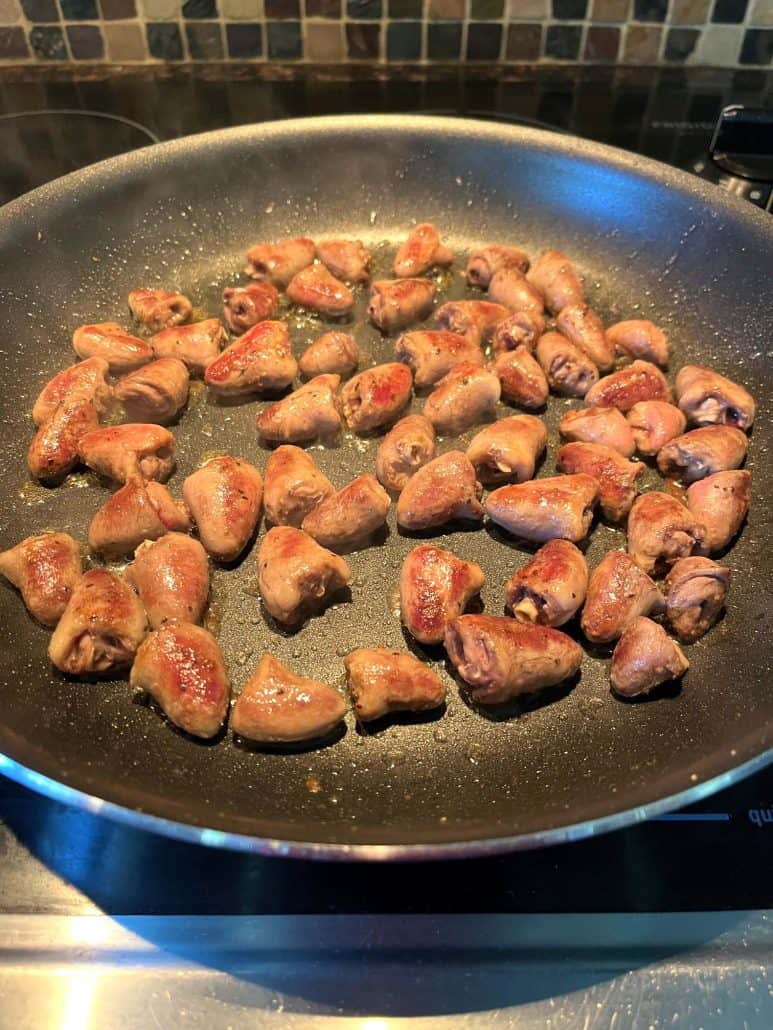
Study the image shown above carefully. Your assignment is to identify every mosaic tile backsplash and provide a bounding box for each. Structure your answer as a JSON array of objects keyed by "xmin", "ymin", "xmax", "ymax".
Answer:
[{"xmin": 0, "ymin": 0, "xmax": 770, "ymax": 66}]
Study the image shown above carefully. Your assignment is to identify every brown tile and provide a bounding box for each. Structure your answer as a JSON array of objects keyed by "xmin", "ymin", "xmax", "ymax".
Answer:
[
  {"xmin": 669, "ymin": 0, "xmax": 709, "ymax": 22},
  {"xmin": 305, "ymin": 0, "xmax": 339, "ymax": 13},
  {"xmin": 0, "ymin": 0, "xmax": 21, "ymax": 21},
  {"xmin": 345, "ymin": 21, "xmax": 379, "ymax": 56},
  {"xmin": 104, "ymin": 21, "xmax": 146, "ymax": 59},
  {"xmin": 429, "ymin": 0, "xmax": 464, "ymax": 17},
  {"xmin": 305, "ymin": 20, "xmax": 344, "ymax": 57},
  {"xmin": 623, "ymin": 23, "xmax": 662, "ymax": 60},
  {"xmin": 584, "ymin": 24, "xmax": 620, "ymax": 58},
  {"xmin": 505, "ymin": 21, "xmax": 542, "ymax": 58},
  {"xmin": 750, "ymin": 0, "xmax": 773, "ymax": 23},
  {"xmin": 99, "ymin": 0, "xmax": 136, "ymax": 16},
  {"xmin": 220, "ymin": 0, "xmax": 263, "ymax": 16},
  {"xmin": 507, "ymin": 0, "xmax": 547, "ymax": 14},
  {"xmin": 591, "ymin": 0, "xmax": 629, "ymax": 19}
]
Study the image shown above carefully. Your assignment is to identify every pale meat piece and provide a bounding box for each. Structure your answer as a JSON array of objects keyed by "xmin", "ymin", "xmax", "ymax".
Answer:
[
  {"xmin": 128, "ymin": 288, "xmax": 192, "ymax": 333},
  {"xmin": 375, "ymin": 414, "xmax": 436, "ymax": 493},
  {"xmin": 78, "ymin": 423, "xmax": 176, "ymax": 483},
  {"xmin": 231, "ymin": 654, "xmax": 347, "ymax": 743},
  {"xmin": 33, "ymin": 357, "xmax": 110, "ymax": 426},
  {"xmin": 627, "ymin": 491, "xmax": 704, "ymax": 575},
  {"xmin": 665, "ymin": 556, "xmax": 731, "ymax": 643},
  {"xmin": 49, "ymin": 568, "xmax": 147, "ymax": 676},
  {"xmin": 491, "ymin": 311, "xmax": 546, "ymax": 355},
  {"xmin": 286, "ymin": 264, "xmax": 354, "ymax": 317},
  {"xmin": 610, "ymin": 617, "xmax": 689, "ymax": 698},
  {"xmin": 394, "ymin": 330, "xmax": 484, "ymax": 390},
  {"xmin": 580, "ymin": 550, "xmax": 664, "ymax": 644},
  {"xmin": 114, "ymin": 357, "xmax": 189, "ymax": 425},
  {"xmin": 204, "ymin": 321, "xmax": 297, "ymax": 397},
  {"xmin": 151, "ymin": 319, "xmax": 228, "ymax": 376},
  {"xmin": 0, "ymin": 532, "xmax": 81, "ymax": 627},
  {"xmin": 27, "ymin": 395, "xmax": 101, "ymax": 482},
  {"xmin": 396, "ymin": 451, "xmax": 483, "ymax": 530},
  {"xmin": 445, "ymin": 615, "xmax": 582, "ymax": 705},
  {"xmin": 393, "ymin": 223, "xmax": 453, "ymax": 277},
  {"xmin": 340, "ymin": 362, "xmax": 413, "ymax": 433},
  {"xmin": 526, "ymin": 250, "xmax": 584, "ymax": 314},
  {"xmin": 535, "ymin": 332, "xmax": 599, "ymax": 399},
  {"xmin": 656, "ymin": 425, "xmax": 748, "ymax": 484},
  {"xmin": 182, "ymin": 456, "xmax": 263, "ymax": 562},
  {"xmin": 466, "ymin": 245, "xmax": 530, "ymax": 287},
  {"xmin": 88, "ymin": 478, "xmax": 191, "ymax": 558},
  {"xmin": 125, "ymin": 533, "xmax": 209, "ymax": 630},
  {"xmin": 627, "ymin": 401, "xmax": 686, "ymax": 456},
  {"xmin": 301, "ymin": 474, "xmax": 390, "ymax": 552},
  {"xmin": 245, "ymin": 236, "xmax": 316, "ymax": 287},
  {"xmin": 584, "ymin": 360, "xmax": 671, "ymax": 412},
  {"xmin": 556, "ymin": 304, "xmax": 615, "ymax": 371},
  {"xmin": 423, "ymin": 362, "xmax": 501, "ymax": 435},
  {"xmin": 675, "ymin": 364, "xmax": 755, "ymax": 431},
  {"xmin": 557, "ymin": 441, "xmax": 645, "ymax": 523},
  {"xmin": 130, "ymin": 622, "xmax": 229, "ymax": 739},
  {"xmin": 299, "ymin": 332, "xmax": 359, "ymax": 379},
  {"xmin": 686, "ymin": 469, "xmax": 751, "ymax": 553},
  {"xmin": 606, "ymin": 320, "xmax": 669, "ymax": 367},
  {"xmin": 256, "ymin": 374, "xmax": 341, "ymax": 444},
  {"xmin": 316, "ymin": 239, "xmax": 371, "ymax": 283},
  {"xmin": 435, "ymin": 300, "xmax": 510, "ymax": 345},
  {"xmin": 559, "ymin": 406, "xmax": 636, "ymax": 457},
  {"xmin": 485, "ymin": 474, "xmax": 599, "ymax": 544},
  {"xmin": 222, "ymin": 282, "xmax": 279, "ymax": 335},
  {"xmin": 493, "ymin": 346, "xmax": 549, "ymax": 410},
  {"xmin": 368, "ymin": 278, "xmax": 436, "ymax": 332},
  {"xmin": 263, "ymin": 445, "xmax": 334, "ymax": 528},
  {"xmin": 400, "ymin": 544, "xmax": 485, "ymax": 645},
  {"xmin": 466, "ymin": 414, "xmax": 547, "ymax": 486},
  {"xmin": 344, "ymin": 647, "xmax": 446, "ymax": 721},
  {"xmin": 504, "ymin": 539, "xmax": 588, "ymax": 628},
  {"xmin": 488, "ymin": 267, "xmax": 547, "ymax": 315},
  {"xmin": 257, "ymin": 526, "xmax": 351, "ymax": 626},
  {"xmin": 73, "ymin": 322, "xmax": 152, "ymax": 374}
]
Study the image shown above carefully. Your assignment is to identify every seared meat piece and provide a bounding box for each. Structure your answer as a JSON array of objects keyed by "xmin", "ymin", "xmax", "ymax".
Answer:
[
  {"xmin": 423, "ymin": 362, "xmax": 501, "ymax": 435},
  {"xmin": 504, "ymin": 539, "xmax": 588, "ymax": 628},
  {"xmin": 435, "ymin": 300, "xmax": 510, "ymax": 345},
  {"xmin": 344, "ymin": 647, "xmax": 446, "ymax": 721},
  {"xmin": 584, "ymin": 360, "xmax": 671, "ymax": 412},
  {"xmin": 316, "ymin": 238, "xmax": 371, "ymax": 283},
  {"xmin": 559, "ymin": 406, "xmax": 636, "ymax": 457},
  {"xmin": 488, "ymin": 268, "xmax": 545, "ymax": 316},
  {"xmin": 78, "ymin": 423, "xmax": 175, "ymax": 483},
  {"xmin": 232, "ymin": 654, "xmax": 346, "ymax": 743},
  {"xmin": 368, "ymin": 278, "xmax": 436, "ymax": 332},
  {"xmin": 286, "ymin": 264, "xmax": 354, "ymax": 317},
  {"xmin": 125, "ymin": 533, "xmax": 209, "ymax": 630},
  {"xmin": 536, "ymin": 332, "xmax": 599, "ymax": 399},
  {"xmin": 610, "ymin": 617, "xmax": 689, "ymax": 698},
  {"xmin": 73, "ymin": 322, "xmax": 152, "ymax": 374},
  {"xmin": 299, "ymin": 332, "xmax": 359, "ymax": 379},
  {"xmin": 400, "ymin": 544, "xmax": 485, "ymax": 645},
  {"xmin": 627, "ymin": 491, "xmax": 704, "ymax": 574},
  {"xmin": 466, "ymin": 245, "xmax": 530, "ymax": 287},
  {"xmin": 557, "ymin": 441, "xmax": 645, "ymax": 523},
  {"xmin": 49, "ymin": 568, "xmax": 147, "ymax": 676},
  {"xmin": 151, "ymin": 319, "xmax": 227, "ymax": 376},
  {"xmin": 486, "ymin": 474, "xmax": 599, "ymax": 544},
  {"xmin": 493, "ymin": 346, "xmax": 549, "ymax": 410},
  {"xmin": 686, "ymin": 469, "xmax": 751, "ymax": 553},
  {"xmin": 27, "ymin": 395, "xmax": 101, "ymax": 482},
  {"xmin": 257, "ymin": 526, "xmax": 351, "ymax": 625},
  {"xmin": 445, "ymin": 615, "xmax": 582, "ymax": 704},
  {"xmin": 130, "ymin": 622, "xmax": 229, "ymax": 739},
  {"xmin": 0, "ymin": 532, "xmax": 81, "ymax": 627},
  {"xmin": 393, "ymin": 223, "xmax": 453, "ymax": 277},
  {"xmin": 491, "ymin": 311, "xmax": 546, "ymax": 355},
  {"xmin": 394, "ymin": 330, "xmax": 484, "ymax": 390},
  {"xmin": 606, "ymin": 319, "xmax": 669, "ymax": 367},
  {"xmin": 665, "ymin": 556, "xmax": 731, "ymax": 642},
  {"xmin": 396, "ymin": 450, "xmax": 483, "ymax": 530},
  {"xmin": 675, "ymin": 364, "xmax": 755, "ymax": 430},
  {"xmin": 88, "ymin": 478, "xmax": 191, "ymax": 558},
  {"xmin": 301, "ymin": 474, "xmax": 390, "ymax": 552},
  {"xmin": 375, "ymin": 414, "xmax": 436, "ymax": 493},
  {"xmin": 257, "ymin": 373, "xmax": 341, "ymax": 443},
  {"xmin": 627, "ymin": 401, "xmax": 686, "ymax": 456},
  {"xmin": 245, "ymin": 236, "xmax": 315, "ymax": 287},
  {"xmin": 204, "ymin": 321, "xmax": 297, "ymax": 397},
  {"xmin": 556, "ymin": 305, "xmax": 615, "ymax": 371},
  {"xmin": 340, "ymin": 362, "xmax": 413, "ymax": 433},
  {"xmin": 581, "ymin": 550, "xmax": 664, "ymax": 644},
  {"xmin": 657, "ymin": 425, "xmax": 748, "ymax": 484},
  {"xmin": 222, "ymin": 282, "xmax": 279, "ymax": 335},
  {"xmin": 114, "ymin": 358, "xmax": 189, "ymax": 425},
  {"xmin": 263, "ymin": 445, "xmax": 334, "ymax": 527},
  {"xmin": 128, "ymin": 288, "xmax": 192, "ymax": 333},
  {"xmin": 467, "ymin": 414, "xmax": 547, "ymax": 486},
  {"xmin": 182, "ymin": 456, "xmax": 262, "ymax": 562},
  {"xmin": 526, "ymin": 250, "xmax": 584, "ymax": 314},
  {"xmin": 33, "ymin": 357, "xmax": 110, "ymax": 426}
]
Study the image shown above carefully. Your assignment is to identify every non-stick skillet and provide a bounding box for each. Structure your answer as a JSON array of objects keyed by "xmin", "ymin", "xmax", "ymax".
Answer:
[{"xmin": 0, "ymin": 115, "xmax": 769, "ymax": 860}]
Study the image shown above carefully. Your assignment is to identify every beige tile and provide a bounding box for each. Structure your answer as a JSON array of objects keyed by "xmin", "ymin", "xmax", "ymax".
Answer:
[
  {"xmin": 687, "ymin": 24, "xmax": 742, "ymax": 64},
  {"xmin": 669, "ymin": 0, "xmax": 709, "ymax": 23},
  {"xmin": 104, "ymin": 23, "xmax": 147, "ymax": 61},
  {"xmin": 507, "ymin": 0, "xmax": 548, "ymax": 17},
  {"xmin": 140, "ymin": 0, "xmax": 179, "ymax": 18},
  {"xmin": 591, "ymin": 0, "xmax": 630, "ymax": 21},
  {"xmin": 305, "ymin": 21, "xmax": 343, "ymax": 60},
  {"xmin": 622, "ymin": 24, "xmax": 662, "ymax": 62},
  {"xmin": 750, "ymin": 0, "xmax": 773, "ymax": 25},
  {"xmin": 0, "ymin": 0, "xmax": 21, "ymax": 22},
  {"xmin": 429, "ymin": 0, "xmax": 464, "ymax": 17},
  {"xmin": 220, "ymin": 0, "xmax": 263, "ymax": 17}
]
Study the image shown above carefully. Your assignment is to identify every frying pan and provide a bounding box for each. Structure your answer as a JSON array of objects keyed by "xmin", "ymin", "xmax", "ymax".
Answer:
[{"xmin": 0, "ymin": 115, "xmax": 770, "ymax": 860}]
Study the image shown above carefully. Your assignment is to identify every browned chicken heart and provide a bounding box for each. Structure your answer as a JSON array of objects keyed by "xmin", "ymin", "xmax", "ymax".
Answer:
[
  {"xmin": 316, "ymin": 239, "xmax": 371, "ymax": 283},
  {"xmin": 32, "ymin": 357, "xmax": 110, "ymax": 426},
  {"xmin": 125, "ymin": 533, "xmax": 210, "ymax": 630},
  {"xmin": 204, "ymin": 320, "xmax": 297, "ymax": 397},
  {"xmin": 584, "ymin": 360, "xmax": 671, "ymax": 412},
  {"xmin": 491, "ymin": 310, "xmax": 546, "ymax": 355},
  {"xmin": 340, "ymin": 362, "xmax": 413, "ymax": 433},
  {"xmin": 151, "ymin": 318, "xmax": 228, "ymax": 376},
  {"xmin": 182, "ymin": 455, "xmax": 263, "ymax": 563},
  {"xmin": 257, "ymin": 373, "xmax": 341, "ymax": 444},
  {"xmin": 88, "ymin": 478, "xmax": 191, "ymax": 558},
  {"xmin": 128, "ymin": 288, "xmax": 192, "ymax": 333},
  {"xmin": 28, "ymin": 393, "xmax": 102, "ymax": 482},
  {"xmin": 286, "ymin": 264, "xmax": 354, "ymax": 317},
  {"xmin": 656, "ymin": 425, "xmax": 748, "ymax": 484},
  {"xmin": 222, "ymin": 282, "xmax": 279, "ymax": 335},
  {"xmin": 626, "ymin": 400, "xmax": 686, "ymax": 456},
  {"xmin": 556, "ymin": 441, "xmax": 645, "ymax": 523},
  {"xmin": 114, "ymin": 357, "xmax": 190, "ymax": 425},
  {"xmin": 301, "ymin": 474, "xmax": 391, "ymax": 552},
  {"xmin": 581, "ymin": 550, "xmax": 664, "ymax": 644},
  {"xmin": 368, "ymin": 278, "xmax": 436, "ymax": 332},
  {"xmin": 263, "ymin": 445, "xmax": 334, "ymax": 528},
  {"xmin": 78, "ymin": 423, "xmax": 176, "ymax": 483},
  {"xmin": 245, "ymin": 236, "xmax": 315, "ymax": 287},
  {"xmin": 375, "ymin": 414, "xmax": 437, "ymax": 493},
  {"xmin": 466, "ymin": 414, "xmax": 547, "ymax": 486},
  {"xmin": 400, "ymin": 544, "xmax": 485, "ymax": 645},
  {"xmin": 606, "ymin": 319, "xmax": 669, "ymax": 367},
  {"xmin": 434, "ymin": 300, "xmax": 510, "ymax": 345},
  {"xmin": 686, "ymin": 469, "xmax": 751, "ymax": 553},
  {"xmin": 555, "ymin": 304, "xmax": 615, "ymax": 371},
  {"xmin": 0, "ymin": 532, "xmax": 82, "ymax": 627},
  {"xmin": 488, "ymin": 267, "xmax": 546, "ymax": 316},
  {"xmin": 394, "ymin": 330, "xmax": 484, "ymax": 390},
  {"xmin": 610, "ymin": 617, "xmax": 689, "ymax": 698},
  {"xmin": 492, "ymin": 346, "xmax": 549, "ymax": 409},
  {"xmin": 526, "ymin": 250, "xmax": 584, "ymax": 314},
  {"xmin": 73, "ymin": 322, "xmax": 152, "ymax": 373},
  {"xmin": 423, "ymin": 362, "xmax": 501, "ymax": 435},
  {"xmin": 536, "ymin": 331, "xmax": 599, "ymax": 398},
  {"xmin": 559, "ymin": 405, "xmax": 636, "ymax": 457},
  {"xmin": 396, "ymin": 450, "xmax": 484, "ymax": 530},
  {"xmin": 664, "ymin": 556, "xmax": 731, "ymax": 643},
  {"xmin": 485, "ymin": 474, "xmax": 599, "ymax": 543},
  {"xmin": 393, "ymin": 223, "xmax": 453, "ymax": 277},
  {"xmin": 299, "ymin": 332, "xmax": 359, "ymax": 379},
  {"xmin": 344, "ymin": 647, "xmax": 446, "ymax": 721},
  {"xmin": 675, "ymin": 364, "xmax": 756, "ymax": 430},
  {"xmin": 257, "ymin": 526, "xmax": 351, "ymax": 626},
  {"xmin": 626, "ymin": 491, "xmax": 704, "ymax": 574},
  {"xmin": 466, "ymin": 245, "xmax": 530, "ymax": 287},
  {"xmin": 504, "ymin": 539, "xmax": 588, "ymax": 628}
]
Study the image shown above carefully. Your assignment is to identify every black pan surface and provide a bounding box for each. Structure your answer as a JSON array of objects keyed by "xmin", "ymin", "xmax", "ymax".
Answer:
[{"xmin": 0, "ymin": 115, "xmax": 770, "ymax": 859}]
